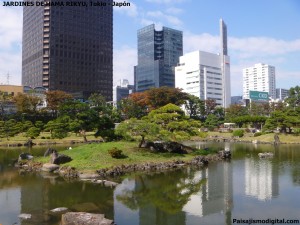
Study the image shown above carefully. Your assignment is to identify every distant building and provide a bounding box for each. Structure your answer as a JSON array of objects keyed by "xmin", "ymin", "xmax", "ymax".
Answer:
[
  {"xmin": 231, "ymin": 96, "xmax": 244, "ymax": 105},
  {"xmin": 0, "ymin": 85, "xmax": 23, "ymax": 96},
  {"xmin": 243, "ymin": 63, "xmax": 276, "ymax": 100},
  {"xmin": 276, "ymin": 88, "xmax": 289, "ymax": 100},
  {"xmin": 175, "ymin": 19, "xmax": 231, "ymax": 108},
  {"xmin": 113, "ymin": 79, "xmax": 134, "ymax": 103},
  {"xmin": 134, "ymin": 24, "xmax": 183, "ymax": 92}
]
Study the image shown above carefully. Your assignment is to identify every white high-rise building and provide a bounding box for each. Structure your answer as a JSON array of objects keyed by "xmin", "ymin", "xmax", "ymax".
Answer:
[
  {"xmin": 243, "ymin": 63, "xmax": 276, "ymax": 99},
  {"xmin": 175, "ymin": 19, "xmax": 231, "ymax": 107}
]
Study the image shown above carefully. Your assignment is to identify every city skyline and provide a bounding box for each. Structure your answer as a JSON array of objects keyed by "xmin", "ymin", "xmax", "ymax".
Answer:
[{"xmin": 0, "ymin": 0, "xmax": 300, "ymax": 95}]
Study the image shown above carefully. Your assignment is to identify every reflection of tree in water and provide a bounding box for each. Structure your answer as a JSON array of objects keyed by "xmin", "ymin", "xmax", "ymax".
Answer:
[{"xmin": 117, "ymin": 168, "xmax": 206, "ymax": 214}]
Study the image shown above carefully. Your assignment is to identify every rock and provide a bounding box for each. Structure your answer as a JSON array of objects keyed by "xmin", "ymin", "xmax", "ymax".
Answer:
[
  {"xmin": 144, "ymin": 141, "xmax": 193, "ymax": 154},
  {"xmin": 44, "ymin": 148, "xmax": 57, "ymax": 157},
  {"xmin": 103, "ymin": 180, "xmax": 118, "ymax": 187},
  {"xmin": 49, "ymin": 207, "xmax": 69, "ymax": 215},
  {"xmin": 59, "ymin": 166, "xmax": 78, "ymax": 178},
  {"xmin": 61, "ymin": 212, "xmax": 115, "ymax": 225},
  {"xmin": 24, "ymin": 139, "xmax": 35, "ymax": 147},
  {"xmin": 18, "ymin": 153, "xmax": 34, "ymax": 161},
  {"xmin": 218, "ymin": 149, "xmax": 231, "ymax": 159},
  {"xmin": 79, "ymin": 173, "xmax": 101, "ymax": 180},
  {"xmin": 42, "ymin": 163, "xmax": 60, "ymax": 172},
  {"xmin": 51, "ymin": 153, "xmax": 72, "ymax": 165},
  {"xmin": 274, "ymin": 134, "xmax": 280, "ymax": 145},
  {"xmin": 19, "ymin": 213, "xmax": 32, "ymax": 219},
  {"xmin": 258, "ymin": 152, "xmax": 274, "ymax": 158}
]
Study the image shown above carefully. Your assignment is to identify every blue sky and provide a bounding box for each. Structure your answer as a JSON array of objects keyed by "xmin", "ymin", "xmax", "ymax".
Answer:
[{"xmin": 0, "ymin": 0, "xmax": 300, "ymax": 95}]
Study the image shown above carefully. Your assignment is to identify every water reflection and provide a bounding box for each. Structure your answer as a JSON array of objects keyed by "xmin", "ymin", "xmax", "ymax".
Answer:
[
  {"xmin": 2, "ymin": 143, "xmax": 300, "ymax": 224},
  {"xmin": 115, "ymin": 160, "xmax": 233, "ymax": 225},
  {"xmin": 116, "ymin": 169, "xmax": 205, "ymax": 225},
  {"xmin": 245, "ymin": 157, "xmax": 279, "ymax": 201}
]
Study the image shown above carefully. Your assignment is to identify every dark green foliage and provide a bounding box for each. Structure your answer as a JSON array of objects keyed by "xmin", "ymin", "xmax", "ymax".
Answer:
[
  {"xmin": 108, "ymin": 147, "xmax": 125, "ymax": 158},
  {"xmin": 204, "ymin": 114, "xmax": 220, "ymax": 131},
  {"xmin": 254, "ymin": 132, "xmax": 262, "ymax": 137},
  {"xmin": 232, "ymin": 129, "xmax": 244, "ymax": 137},
  {"xmin": 25, "ymin": 127, "xmax": 41, "ymax": 138}
]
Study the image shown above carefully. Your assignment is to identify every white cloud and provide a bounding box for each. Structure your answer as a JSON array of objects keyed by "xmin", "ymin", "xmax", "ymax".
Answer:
[
  {"xmin": 114, "ymin": 1, "xmax": 138, "ymax": 17},
  {"xmin": 147, "ymin": 10, "xmax": 183, "ymax": 27},
  {"xmin": 113, "ymin": 46, "xmax": 137, "ymax": 85},
  {"xmin": 183, "ymin": 32, "xmax": 220, "ymax": 53},
  {"xmin": 230, "ymin": 37, "xmax": 300, "ymax": 56},
  {"xmin": 165, "ymin": 7, "xmax": 184, "ymax": 15}
]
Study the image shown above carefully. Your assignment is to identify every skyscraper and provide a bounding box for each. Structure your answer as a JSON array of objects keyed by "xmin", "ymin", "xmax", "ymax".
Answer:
[
  {"xmin": 175, "ymin": 19, "xmax": 231, "ymax": 108},
  {"xmin": 134, "ymin": 24, "xmax": 183, "ymax": 92},
  {"xmin": 22, "ymin": 0, "xmax": 113, "ymax": 100},
  {"xmin": 243, "ymin": 63, "xmax": 276, "ymax": 99}
]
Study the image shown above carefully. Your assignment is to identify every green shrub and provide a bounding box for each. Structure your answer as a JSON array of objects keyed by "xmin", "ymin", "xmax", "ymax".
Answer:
[
  {"xmin": 108, "ymin": 147, "xmax": 124, "ymax": 159},
  {"xmin": 25, "ymin": 127, "xmax": 41, "ymax": 138},
  {"xmin": 254, "ymin": 132, "xmax": 262, "ymax": 137},
  {"xmin": 293, "ymin": 128, "xmax": 300, "ymax": 136},
  {"xmin": 232, "ymin": 129, "xmax": 244, "ymax": 137}
]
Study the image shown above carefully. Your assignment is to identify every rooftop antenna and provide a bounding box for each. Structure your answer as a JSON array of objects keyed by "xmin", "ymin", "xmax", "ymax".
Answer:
[{"xmin": 6, "ymin": 72, "xmax": 10, "ymax": 85}]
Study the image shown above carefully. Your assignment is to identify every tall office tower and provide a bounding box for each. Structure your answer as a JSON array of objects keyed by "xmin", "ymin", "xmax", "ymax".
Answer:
[
  {"xmin": 134, "ymin": 24, "xmax": 183, "ymax": 92},
  {"xmin": 243, "ymin": 63, "xmax": 276, "ymax": 100},
  {"xmin": 220, "ymin": 19, "xmax": 231, "ymax": 107},
  {"xmin": 175, "ymin": 19, "xmax": 231, "ymax": 108},
  {"xmin": 22, "ymin": 0, "xmax": 113, "ymax": 100}
]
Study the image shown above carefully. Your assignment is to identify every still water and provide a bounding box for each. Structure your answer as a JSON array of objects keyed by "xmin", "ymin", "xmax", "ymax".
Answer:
[{"xmin": 1, "ymin": 143, "xmax": 300, "ymax": 225}]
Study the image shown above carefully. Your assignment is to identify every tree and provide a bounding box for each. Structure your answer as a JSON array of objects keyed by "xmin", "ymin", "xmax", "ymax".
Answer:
[
  {"xmin": 26, "ymin": 127, "xmax": 41, "ymax": 138},
  {"xmin": 225, "ymin": 104, "xmax": 248, "ymax": 122},
  {"xmin": 59, "ymin": 100, "xmax": 99, "ymax": 142},
  {"xmin": 204, "ymin": 114, "xmax": 220, "ymax": 131},
  {"xmin": 0, "ymin": 91, "xmax": 13, "ymax": 119},
  {"xmin": 128, "ymin": 87, "xmax": 188, "ymax": 111},
  {"xmin": 115, "ymin": 118, "xmax": 159, "ymax": 147},
  {"xmin": 118, "ymin": 98, "xmax": 147, "ymax": 119},
  {"xmin": 145, "ymin": 87, "xmax": 188, "ymax": 110},
  {"xmin": 184, "ymin": 94, "xmax": 205, "ymax": 120},
  {"xmin": 0, "ymin": 119, "xmax": 20, "ymax": 140},
  {"xmin": 146, "ymin": 103, "xmax": 185, "ymax": 129},
  {"xmin": 146, "ymin": 104, "xmax": 202, "ymax": 141},
  {"xmin": 263, "ymin": 110, "xmax": 299, "ymax": 133},
  {"xmin": 44, "ymin": 116, "xmax": 70, "ymax": 139},
  {"xmin": 286, "ymin": 86, "xmax": 300, "ymax": 109},
  {"xmin": 45, "ymin": 90, "xmax": 72, "ymax": 117},
  {"xmin": 13, "ymin": 93, "xmax": 42, "ymax": 114}
]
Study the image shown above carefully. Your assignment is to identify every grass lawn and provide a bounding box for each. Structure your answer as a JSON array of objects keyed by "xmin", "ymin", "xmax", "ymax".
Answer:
[
  {"xmin": 0, "ymin": 132, "xmax": 99, "ymax": 145},
  {"xmin": 37, "ymin": 141, "xmax": 200, "ymax": 172}
]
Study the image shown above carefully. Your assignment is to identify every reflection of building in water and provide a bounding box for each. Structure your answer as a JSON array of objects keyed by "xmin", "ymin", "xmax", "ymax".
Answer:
[
  {"xmin": 245, "ymin": 157, "xmax": 279, "ymax": 200},
  {"xmin": 183, "ymin": 161, "xmax": 233, "ymax": 224}
]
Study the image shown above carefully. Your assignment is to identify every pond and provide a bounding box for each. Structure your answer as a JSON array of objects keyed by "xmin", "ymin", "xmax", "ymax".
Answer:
[{"xmin": 1, "ymin": 142, "xmax": 300, "ymax": 225}]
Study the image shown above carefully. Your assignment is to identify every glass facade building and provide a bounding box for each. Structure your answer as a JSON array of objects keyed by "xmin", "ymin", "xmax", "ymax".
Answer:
[
  {"xmin": 22, "ymin": 0, "xmax": 113, "ymax": 100},
  {"xmin": 135, "ymin": 24, "xmax": 183, "ymax": 92}
]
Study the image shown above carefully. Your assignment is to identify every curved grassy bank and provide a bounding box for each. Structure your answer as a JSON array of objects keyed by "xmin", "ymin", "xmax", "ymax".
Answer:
[{"xmin": 37, "ymin": 141, "xmax": 206, "ymax": 172}]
